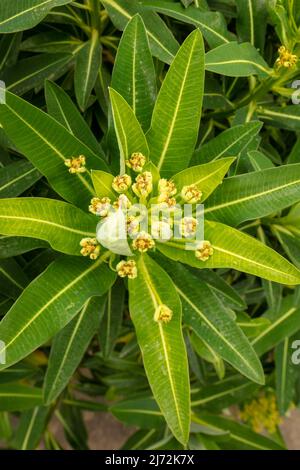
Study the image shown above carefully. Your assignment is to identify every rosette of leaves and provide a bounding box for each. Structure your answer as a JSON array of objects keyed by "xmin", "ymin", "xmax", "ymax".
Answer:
[{"xmin": 1, "ymin": 12, "xmax": 300, "ymax": 448}]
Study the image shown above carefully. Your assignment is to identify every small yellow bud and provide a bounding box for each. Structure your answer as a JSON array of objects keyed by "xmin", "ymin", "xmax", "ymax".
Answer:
[
  {"xmin": 126, "ymin": 215, "xmax": 140, "ymax": 235},
  {"xmin": 195, "ymin": 240, "xmax": 213, "ymax": 261},
  {"xmin": 116, "ymin": 260, "xmax": 137, "ymax": 279},
  {"xmin": 132, "ymin": 231, "xmax": 155, "ymax": 252},
  {"xmin": 126, "ymin": 152, "xmax": 146, "ymax": 172},
  {"xmin": 240, "ymin": 392, "xmax": 281, "ymax": 434},
  {"xmin": 275, "ymin": 45, "xmax": 298, "ymax": 69},
  {"xmin": 132, "ymin": 171, "xmax": 153, "ymax": 198},
  {"xmin": 89, "ymin": 197, "xmax": 111, "ymax": 216},
  {"xmin": 64, "ymin": 155, "xmax": 86, "ymax": 174},
  {"xmin": 112, "ymin": 174, "xmax": 132, "ymax": 193},
  {"xmin": 113, "ymin": 194, "xmax": 132, "ymax": 210},
  {"xmin": 179, "ymin": 217, "xmax": 198, "ymax": 237},
  {"xmin": 80, "ymin": 237, "xmax": 100, "ymax": 260},
  {"xmin": 154, "ymin": 304, "xmax": 173, "ymax": 323},
  {"xmin": 157, "ymin": 194, "xmax": 177, "ymax": 207},
  {"xmin": 158, "ymin": 179, "xmax": 177, "ymax": 196},
  {"xmin": 181, "ymin": 184, "xmax": 202, "ymax": 203},
  {"xmin": 151, "ymin": 221, "xmax": 172, "ymax": 241}
]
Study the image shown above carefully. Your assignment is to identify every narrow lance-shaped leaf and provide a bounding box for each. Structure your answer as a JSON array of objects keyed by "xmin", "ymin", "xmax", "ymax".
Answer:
[
  {"xmin": 99, "ymin": 279, "xmax": 125, "ymax": 358},
  {"xmin": 13, "ymin": 406, "xmax": 49, "ymax": 450},
  {"xmin": 109, "ymin": 88, "xmax": 149, "ymax": 173},
  {"xmin": 0, "ymin": 92, "xmax": 109, "ymax": 210},
  {"xmin": 251, "ymin": 294, "xmax": 300, "ymax": 357},
  {"xmin": 275, "ymin": 334, "xmax": 300, "ymax": 415},
  {"xmin": 158, "ymin": 259, "xmax": 264, "ymax": 384},
  {"xmin": 0, "ymin": 160, "xmax": 41, "ymax": 198},
  {"xmin": 193, "ymin": 413, "xmax": 284, "ymax": 450},
  {"xmin": 140, "ymin": 1, "xmax": 234, "ymax": 49},
  {"xmin": 0, "ymin": 256, "xmax": 116, "ymax": 370},
  {"xmin": 158, "ymin": 220, "xmax": 300, "ymax": 285},
  {"xmin": 44, "ymin": 296, "xmax": 106, "ymax": 404},
  {"xmin": 0, "ymin": 236, "xmax": 48, "ymax": 259},
  {"xmin": 111, "ymin": 14, "xmax": 156, "ymax": 131},
  {"xmin": 147, "ymin": 29, "xmax": 205, "ymax": 177},
  {"xmin": 0, "ymin": 258, "xmax": 29, "ymax": 299},
  {"xmin": 191, "ymin": 376, "xmax": 260, "ymax": 411},
  {"xmin": 172, "ymin": 157, "xmax": 235, "ymax": 203},
  {"xmin": 101, "ymin": 0, "xmax": 179, "ymax": 64},
  {"xmin": 0, "ymin": 198, "xmax": 97, "ymax": 256},
  {"xmin": 129, "ymin": 254, "xmax": 190, "ymax": 445},
  {"xmin": 0, "ymin": 0, "xmax": 73, "ymax": 33},
  {"xmin": 205, "ymin": 164, "xmax": 300, "ymax": 226},
  {"xmin": 45, "ymin": 81, "xmax": 102, "ymax": 155},
  {"xmin": 192, "ymin": 121, "xmax": 262, "ymax": 164},
  {"xmin": 0, "ymin": 384, "xmax": 43, "ymax": 411},
  {"xmin": 2, "ymin": 53, "xmax": 73, "ymax": 96},
  {"xmin": 111, "ymin": 397, "xmax": 164, "ymax": 430},
  {"xmin": 75, "ymin": 31, "xmax": 102, "ymax": 112},
  {"xmin": 258, "ymin": 106, "xmax": 300, "ymax": 131},
  {"xmin": 235, "ymin": 0, "xmax": 268, "ymax": 51},
  {"xmin": 205, "ymin": 42, "xmax": 272, "ymax": 77}
]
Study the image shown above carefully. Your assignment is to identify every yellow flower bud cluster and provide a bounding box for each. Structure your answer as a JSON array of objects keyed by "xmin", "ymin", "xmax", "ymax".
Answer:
[
  {"xmin": 80, "ymin": 238, "xmax": 100, "ymax": 260},
  {"xmin": 132, "ymin": 231, "xmax": 155, "ymax": 252},
  {"xmin": 240, "ymin": 392, "xmax": 282, "ymax": 434},
  {"xmin": 89, "ymin": 197, "xmax": 111, "ymax": 216},
  {"xmin": 181, "ymin": 184, "xmax": 202, "ymax": 203},
  {"xmin": 112, "ymin": 174, "xmax": 132, "ymax": 193},
  {"xmin": 64, "ymin": 155, "xmax": 86, "ymax": 174},
  {"xmin": 154, "ymin": 304, "xmax": 173, "ymax": 323},
  {"xmin": 113, "ymin": 194, "xmax": 132, "ymax": 210},
  {"xmin": 180, "ymin": 217, "xmax": 198, "ymax": 237},
  {"xmin": 126, "ymin": 152, "xmax": 146, "ymax": 172},
  {"xmin": 195, "ymin": 240, "xmax": 213, "ymax": 261},
  {"xmin": 158, "ymin": 178, "xmax": 177, "ymax": 206},
  {"xmin": 132, "ymin": 171, "xmax": 153, "ymax": 198},
  {"xmin": 275, "ymin": 46, "xmax": 298, "ymax": 69},
  {"xmin": 116, "ymin": 260, "xmax": 137, "ymax": 279}
]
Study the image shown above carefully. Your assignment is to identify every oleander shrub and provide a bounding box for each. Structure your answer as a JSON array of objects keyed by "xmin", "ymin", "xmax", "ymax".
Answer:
[{"xmin": 0, "ymin": 0, "xmax": 300, "ymax": 450}]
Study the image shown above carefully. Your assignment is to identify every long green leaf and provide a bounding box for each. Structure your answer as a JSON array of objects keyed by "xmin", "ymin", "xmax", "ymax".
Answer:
[
  {"xmin": 193, "ymin": 413, "xmax": 284, "ymax": 450},
  {"xmin": 205, "ymin": 164, "xmax": 300, "ymax": 226},
  {"xmin": 205, "ymin": 42, "xmax": 272, "ymax": 77},
  {"xmin": 251, "ymin": 294, "xmax": 300, "ymax": 356},
  {"xmin": 129, "ymin": 254, "xmax": 190, "ymax": 444},
  {"xmin": 0, "ymin": 384, "xmax": 43, "ymax": 411},
  {"xmin": 45, "ymin": 81, "xmax": 102, "ymax": 155},
  {"xmin": 101, "ymin": 0, "xmax": 179, "ymax": 64},
  {"xmin": 0, "ymin": 198, "xmax": 97, "ymax": 255},
  {"xmin": 2, "ymin": 53, "xmax": 73, "ymax": 95},
  {"xmin": 0, "ymin": 0, "xmax": 73, "ymax": 33},
  {"xmin": 111, "ymin": 14, "xmax": 156, "ymax": 131},
  {"xmin": 147, "ymin": 29, "xmax": 205, "ymax": 177},
  {"xmin": 109, "ymin": 88, "xmax": 149, "ymax": 173},
  {"xmin": 44, "ymin": 296, "xmax": 106, "ymax": 404},
  {"xmin": 0, "ymin": 92, "xmax": 108, "ymax": 210},
  {"xmin": 275, "ymin": 333, "xmax": 300, "ymax": 415},
  {"xmin": 140, "ymin": 1, "xmax": 234, "ymax": 48},
  {"xmin": 159, "ymin": 259, "xmax": 264, "ymax": 384},
  {"xmin": 235, "ymin": 0, "xmax": 268, "ymax": 51},
  {"xmin": 99, "ymin": 279, "xmax": 125, "ymax": 358},
  {"xmin": 0, "ymin": 160, "xmax": 41, "ymax": 198},
  {"xmin": 158, "ymin": 220, "xmax": 300, "ymax": 285},
  {"xmin": 0, "ymin": 258, "xmax": 29, "ymax": 299},
  {"xmin": 0, "ymin": 256, "xmax": 116, "ymax": 370},
  {"xmin": 193, "ymin": 122, "xmax": 262, "ymax": 164},
  {"xmin": 13, "ymin": 406, "xmax": 49, "ymax": 450},
  {"xmin": 172, "ymin": 157, "xmax": 235, "ymax": 203},
  {"xmin": 75, "ymin": 31, "xmax": 102, "ymax": 112}
]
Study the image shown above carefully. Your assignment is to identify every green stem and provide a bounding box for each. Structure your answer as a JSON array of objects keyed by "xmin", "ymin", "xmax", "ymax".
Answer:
[{"xmin": 89, "ymin": 0, "xmax": 101, "ymax": 32}]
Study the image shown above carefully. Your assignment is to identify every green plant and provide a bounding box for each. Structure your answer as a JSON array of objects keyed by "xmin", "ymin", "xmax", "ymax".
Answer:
[{"xmin": 1, "ymin": 0, "xmax": 300, "ymax": 451}]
